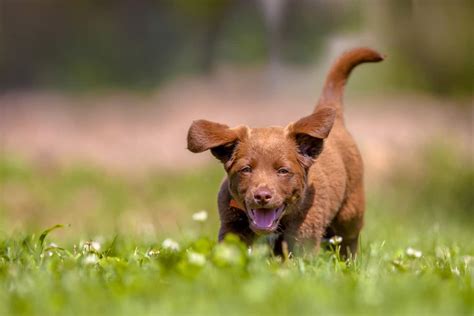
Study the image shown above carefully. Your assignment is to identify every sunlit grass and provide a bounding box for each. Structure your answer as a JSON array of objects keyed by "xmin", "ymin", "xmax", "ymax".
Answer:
[
  {"xmin": 0, "ymin": 145, "xmax": 473, "ymax": 315},
  {"xmin": 0, "ymin": 224, "xmax": 472, "ymax": 316}
]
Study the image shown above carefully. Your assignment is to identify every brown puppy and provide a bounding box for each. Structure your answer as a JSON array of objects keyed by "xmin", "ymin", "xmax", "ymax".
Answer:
[{"xmin": 187, "ymin": 48, "xmax": 384, "ymax": 257}]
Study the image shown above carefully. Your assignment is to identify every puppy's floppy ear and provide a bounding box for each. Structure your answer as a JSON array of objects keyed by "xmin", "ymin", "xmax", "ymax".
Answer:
[
  {"xmin": 286, "ymin": 106, "xmax": 336, "ymax": 165},
  {"xmin": 187, "ymin": 119, "xmax": 247, "ymax": 164}
]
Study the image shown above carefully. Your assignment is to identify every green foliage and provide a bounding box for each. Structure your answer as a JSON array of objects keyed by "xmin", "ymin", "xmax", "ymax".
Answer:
[
  {"xmin": 0, "ymin": 157, "xmax": 224, "ymax": 237},
  {"xmin": 0, "ymin": 1, "xmax": 363, "ymax": 91},
  {"xmin": 2, "ymin": 1, "xmax": 472, "ymax": 96},
  {"xmin": 371, "ymin": 145, "xmax": 474, "ymax": 221},
  {"xmin": 375, "ymin": 1, "xmax": 474, "ymax": 96},
  {"xmin": 0, "ymin": 225, "xmax": 472, "ymax": 316},
  {"xmin": 418, "ymin": 147, "xmax": 473, "ymax": 216}
]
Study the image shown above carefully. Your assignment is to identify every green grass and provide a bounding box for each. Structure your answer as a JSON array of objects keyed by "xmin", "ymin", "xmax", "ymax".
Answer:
[{"xmin": 0, "ymin": 146, "xmax": 473, "ymax": 315}]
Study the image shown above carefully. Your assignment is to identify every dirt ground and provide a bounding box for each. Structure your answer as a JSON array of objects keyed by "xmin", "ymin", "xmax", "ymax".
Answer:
[{"xmin": 0, "ymin": 70, "xmax": 472, "ymax": 183}]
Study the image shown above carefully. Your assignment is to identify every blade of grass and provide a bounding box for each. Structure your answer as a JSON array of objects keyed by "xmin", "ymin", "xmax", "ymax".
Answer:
[{"xmin": 38, "ymin": 224, "xmax": 65, "ymax": 250}]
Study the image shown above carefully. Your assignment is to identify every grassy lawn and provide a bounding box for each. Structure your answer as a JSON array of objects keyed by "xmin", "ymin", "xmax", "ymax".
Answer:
[{"xmin": 0, "ymin": 146, "xmax": 473, "ymax": 316}]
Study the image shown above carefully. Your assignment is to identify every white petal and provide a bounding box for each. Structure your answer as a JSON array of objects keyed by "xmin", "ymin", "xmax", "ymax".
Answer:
[{"xmin": 192, "ymin": 210, "xmax": 208, "ymax": 222}]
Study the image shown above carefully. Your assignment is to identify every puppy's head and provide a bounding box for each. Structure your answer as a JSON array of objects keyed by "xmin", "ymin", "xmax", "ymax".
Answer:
[{"xmin": 187, "ymin": 106, "xmax": 336, "ymax": 234}]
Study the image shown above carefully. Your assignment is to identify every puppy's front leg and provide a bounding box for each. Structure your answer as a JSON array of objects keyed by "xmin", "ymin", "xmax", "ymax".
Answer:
[
  {"xmin": 282, "ymin": 231, "xmax": 322, "ymax": 257},
  {"xmin": 281, "ymin": 213, "xmax": 326, "ymax": 257}
]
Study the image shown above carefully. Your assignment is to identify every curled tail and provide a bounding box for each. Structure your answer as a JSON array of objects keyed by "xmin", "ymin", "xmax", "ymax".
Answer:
[{"xmin": 316, "ymin": 47, "xmax": 384, "ymax": 113}]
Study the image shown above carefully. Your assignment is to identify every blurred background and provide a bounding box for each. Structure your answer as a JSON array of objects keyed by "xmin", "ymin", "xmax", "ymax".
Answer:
[{"xmin": 0, "ymin": 0, "xmax": 472, "ymax": 240}]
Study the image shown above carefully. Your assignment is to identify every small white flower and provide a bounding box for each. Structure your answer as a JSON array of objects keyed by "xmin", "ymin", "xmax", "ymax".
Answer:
[
  {"xmin": 48, "ymin": 242, "xmax": 59, "ymax": 248},
  {"xmin": 91, "ymin": 241, "xmax": 101, "ymax": 252},
  {"xmin": 147, "ymin": 249, "xmax": 160, "ymax": 257},
  {"xmin": 84, "ymin": 254, "xmax": 99, "ymax": 265},
  {"xmin": 162, "ymin": 238, "xmax": 180, "ymax": 251},
  {"xmin": 329, "ymin": 236, "xmax": 343, "ymax": 245},
  {"xmin": 192, "ymin": 210, "xmax": 208, "ymax": 222},
  {"xmin": 82, "ymin": 241, "xmax": 91, "ymax": 252},
  {"xmin": 462, "ymin": 255, "xmax": 473, "ymax": 265},
  {"xmin": 82, "ymin": 240, "xmax": 101, "ymax": 252},
  {"xmin": 451, "ymin": 267, "xmax": 460, "ymax": 276},
  {"xmin": 187, "ymin": 251, "xmax": 206, "ymax": 266},
  {"xmin": 406, "ymin": 247, "xmax": 422, "ymax": 258}
]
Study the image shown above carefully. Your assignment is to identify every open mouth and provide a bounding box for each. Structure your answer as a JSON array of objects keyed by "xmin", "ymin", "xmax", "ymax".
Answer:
[{"xmin": 247, "ymin": 205, "xmax": 285, "ymax": 233}]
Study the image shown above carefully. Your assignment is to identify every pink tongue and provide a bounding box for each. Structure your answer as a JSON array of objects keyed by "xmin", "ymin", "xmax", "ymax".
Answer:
[{"xmin": 253, "ymin": 209, "xmax": 277, "ymax": 229}]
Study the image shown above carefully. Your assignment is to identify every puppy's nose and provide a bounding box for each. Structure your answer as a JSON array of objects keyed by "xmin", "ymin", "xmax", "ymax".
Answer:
[{"xmin": 253, "ymin": 188, "xmax": 272, "ymax": 205}]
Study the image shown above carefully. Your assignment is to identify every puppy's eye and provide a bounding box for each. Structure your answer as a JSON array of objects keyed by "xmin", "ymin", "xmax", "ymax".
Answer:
[
  {"xmin": 240, "ymin": 166, "xmax": 252, "ymax": 174},
  {"xmin": 277, "ymin": 168, "xmax": 290, "ymax": 175}
]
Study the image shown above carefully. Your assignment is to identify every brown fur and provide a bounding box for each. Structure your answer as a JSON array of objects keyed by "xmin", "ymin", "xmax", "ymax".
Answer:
[{"xmin": 187, "ymin": 47, "xmax": 384, "ymax": 257}]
